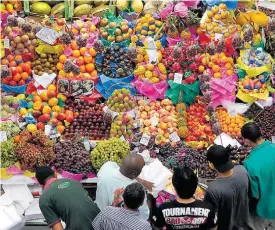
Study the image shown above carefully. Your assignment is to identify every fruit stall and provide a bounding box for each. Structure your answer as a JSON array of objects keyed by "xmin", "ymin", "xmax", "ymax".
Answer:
[{"xmin": 0, "ymin": 0, "xmax": 275, "ymax": 225}]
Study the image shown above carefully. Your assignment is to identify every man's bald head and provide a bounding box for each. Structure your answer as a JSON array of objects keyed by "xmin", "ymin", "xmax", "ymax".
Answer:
[{"xmin": 120, "ymin": 153, "xmax": 145, "ymax": 179}]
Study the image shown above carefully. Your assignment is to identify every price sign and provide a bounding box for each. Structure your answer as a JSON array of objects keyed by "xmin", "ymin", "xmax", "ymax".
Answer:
[
  {"xmin": 0, "ymin": 131, "xmax": 8, "ymax": 142},
  {"xmin": 36, "ymin": 27, "xmax": 60, "ymax": 45},
  {"xmin": 83, "ymin": 138, "xmax": 90, "ymax": 151},
  {"xmin": 4, "ymin": 37, "xmax": 10, "ymax": 49},
  {"xmin": 150, "ymin": 116, "xmax": 158, "ymax": 127},
  {"xmin": 140, "ymin": 133, "xmax": 150, "ymax": 146},
  {"xmin": 174, "ymin": 73, "xmax": 183, "ymax": 84},
  {"xmin": 169, "ymin": 132, "xmax": 180, "ymax": 142},
  {"xmin": 120, "ymin": 136, "xmax": 126, "ymax": 141},
  {"xmin": 272, "ymin": 136, "xmax": 275, "ymax": 144}
]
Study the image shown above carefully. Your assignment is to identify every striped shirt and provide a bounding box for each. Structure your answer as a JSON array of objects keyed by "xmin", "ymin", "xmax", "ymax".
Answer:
[{"xmin": 92, "ymin": 206, "xmax": 152, "ymax": 230}]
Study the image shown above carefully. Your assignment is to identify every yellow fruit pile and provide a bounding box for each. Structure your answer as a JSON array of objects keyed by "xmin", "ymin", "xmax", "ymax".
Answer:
[
  {"xmin": 198, "ymin": 52, "xmax": 234, "ymax": 78},
  {"xmin": 216, "ymin": 108, "xmax": 245, "ymax": 138},
  {"xmin": 136, "ymin": 43, "xmax": 163, "ymax": 63},
  {"xmin": 198, "ymin": 3, "xmax": 241, "ymax": 38},
  {"xmin": 134, "ymin": 63, "xmax": 167, "ymax": 83}
]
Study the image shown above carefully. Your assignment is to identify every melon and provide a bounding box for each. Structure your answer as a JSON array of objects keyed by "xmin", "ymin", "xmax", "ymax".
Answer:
[
  {"xmin": 30, "ymin": 2, "xmax": 51, "ymax": 15},
  {"xmin": 75, "ymin": 0, "xmax": 93, "ymax": 6}
]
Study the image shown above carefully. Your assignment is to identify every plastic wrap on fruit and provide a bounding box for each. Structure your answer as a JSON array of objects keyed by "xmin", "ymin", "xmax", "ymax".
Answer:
[
  {"xmin": 159, "ymin": 2, "xmax": 174, "ymax": 20},
  {"xmin": 174, "ymin": 2, "xmax": 188, "ymax": 18}
]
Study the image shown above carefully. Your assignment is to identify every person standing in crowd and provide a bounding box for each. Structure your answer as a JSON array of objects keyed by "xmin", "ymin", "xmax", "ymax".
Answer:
[
  {"xmin": 36, "ymin": 166, "xmax": 100, "ymax": 230},
  {"xmin": 204, "ymin": 145, "xmax": 249, "ymax": 230},
  {"xmin": 241, "ymin": 122, "xmax": 275, "ymax": 229},
  {"xmin": 153, "ymin": 166, "xmax": 217, "ymax": 230},
  {"xmin": 95, "ymin": 153, "xmax": 150, "ymax": 220},
  {"xmin": 93, "ymin": 182, "xmax": 152, "ymax": 230}
]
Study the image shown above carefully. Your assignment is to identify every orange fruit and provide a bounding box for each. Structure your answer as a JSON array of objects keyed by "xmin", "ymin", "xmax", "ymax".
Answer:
[
  {"xmin": 214, "ymin": 72, "xmax": 221, "ymax": 78},
  {"xmin": 226, "ymin": 69, "xmax": 233, "ymax": 76},
  {"xmin": 14, "ymin": 135, "xmax": 21, "ymax": 144},
  {"xmin": 21, "ymin": 72, "xmax": 29, "ymax": 80},
  {"xmin": 33, "ymin": 95, "xmax": 42, "ymax": 102},
  {"xmin": 48, "ymin": 98, "xmax": 58, "ymax": 107},
  {"xmin": 86, "ymin": 63, "xmax": 95, "ymax": 73},
  {"xmin": 42, "ymin": 105, "xmax": 52, "ymax": 114},
  {"xmin": 48, "ymin": 84, "xmax": 56, "ymax": 91},
  {"xmin": 9, "ymin": 61, "xmax": 17, "ymax": 67},
  {"xmin": 73, "ymin": 50, "xmax": 80, "ymax": 58},
  {"xmin": 71, "ymin": 41, "xmax": 78, "ymax": 50},
  {"xmin": 212, "ymin": 65, "xmax": 220, "ymax": 73},
  {"xmin": 80, "ymin": 65, "xmax": 86, "ymax": 73},
  {"xmin": 1, "ymin": 59, "xmax": 9, "ymax": 65},
  {"xmin": 225, "ymin": 62, "xmax": 232, "ymax": 69},
  {"xmin": 15, "ymin": 66, "xmax": 23, "ymax": 74},
  {"xmin": 59, "ymin": 70, "xmax": 66, "ymax": 77},
  {"xmin": 198, "ymin": 65, "xmax": 205, "ymax": 73},
  {"xmin": 208, "ymin": 62, "xmax": 214, "ymax": 68},
  {"xmin": 56, "ymin": 62, "xmax": 64, "ymax": 71},
  {"xmin": 59, "ymin": 55, "xmax": 67, "ymax": 64},
  {"xmin": 57, "ymin": 125, "xmax": 65, "ymax": 133},
  {"xmin": 84, "ymin": 55, "xmax": 93, "ymax": 64},
  {"xmin": 33, "ymin": 101, "xmax": 42, "ymax": 110},
  {"xmin": 77, "ymin": 56, "xmax": 85, "ymax": 65},
  {"xmin": 90, "ymin": 70, "xmax": 97, "ymax": 78},
  {"xmin": 13, "ymin": 73, "xmax": 21, "ymax": 81},
  {"xmin": 80, "ymin": 47, "xmax": 87, "ymax": 56},
  {"xmin": 40, "ymin": 91, "xmax": 49, "ymax": 101},
  {"xmin": 89, "ymin": 48, "xmax": 97, "ymax": 57},
  {"xmin": 7, "ymin": 54, "xmax": 14, "ymax": 62},
  {"xmin": 15, "ymin": 55, "xmax": 22, "ymax": 62}
]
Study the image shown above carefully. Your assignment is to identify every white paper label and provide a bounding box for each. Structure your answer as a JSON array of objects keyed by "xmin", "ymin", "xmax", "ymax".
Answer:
[
  {"xmin": 169, "ymin": 132, "xmax": 180, "ymax": 142},
  {"xmin": 83, "ymin": 138, "xmax": 90, "ymax": 151},
  {"xmin": 174, "ymin": 73, "xmax": 183, "ymax": 84},
  {"xmin": 4, "ymin": 37, "xmax": 10, "ymax": 49},
  {"xmin": 36, "ymin": 27, "xmax": 60, "ymax": 45},
  {"xmin": 120, "ymin": 136, "xmax": 126, "ymax": 141},
  {"xmin": 89, "ymin": 141, "xmax": 97, "ymax": 148},
  {"xmin": 140, "ymin": 133, "xmax": 150, "ymax": 146},
  {"xmin": 49, "ymin": 133, "xmax": 61, "ymax": 139},
  {"xmin": 44, "ymin": 125, "xmax": 52, "ymax": 136},
  {"xmin": 150, "ymin": 116, "xmax": 158, "ymax": 127},
  {"xmin": 228, "ymin": 108, "xmax": 237, "ymax": 117},
  {"xmin": 0, "ymin": 131, "xmax": 8, "ymax": 142},
  {"xmin": 272, "ymin": 136, "xmax": 275, "ymax": 144}
]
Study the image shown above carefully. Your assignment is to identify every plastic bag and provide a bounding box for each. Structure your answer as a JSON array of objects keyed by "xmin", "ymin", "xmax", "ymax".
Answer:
[
  {"xmin": 1, "ymin": 84, "xmax": 28, "ymax": 94},
  {"xmin": 221, "ymin": 100, "xmax": 249, "ymax": 116}
]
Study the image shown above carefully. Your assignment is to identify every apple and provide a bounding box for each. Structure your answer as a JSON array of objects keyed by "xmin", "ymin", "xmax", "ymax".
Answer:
[
  {"xmin": 115, "ymin": 35, "xmax": 123, "ymax": 43},
  {"xmin": 57, "ymin": 19, "xmax": 65, "ymax": 26},
  {"xmin": 47, "ymin": 90, "xmax": 57, "ymax": 98},
  {"xmin": 121, "ymin": 25, "xmax": 129, "ymax": 33},
  {"xmin": 115, "ymin": 28, "xmax": 122, "ymax": 35},
  {"xmin": 122, "ymin": 33, "xmax": 130, "ymax": 40},
  {"xmin": 102, "ymin": 32, "xmax": 108, "ymax": 39},
  {"xmin": 37, "ymin": 122, "xmax": 45, "ymax": 130},
  {"xmin": 57, "ymin": 113, "xmax": 66, "ymax": 121},
  {"xmin": 120, "ymin": 21, "xmax": 128, "ymax": 26},
  {"xmin": 109, "ymin": 22, "xmax": 117, "ymax": 28},
  {"xmin": 100, "ymin": 18, "xmax": 108, "ymax": 26},
  {"xmin": 107, "ymin": 35, "xmax": 115, "ymax": 42}
]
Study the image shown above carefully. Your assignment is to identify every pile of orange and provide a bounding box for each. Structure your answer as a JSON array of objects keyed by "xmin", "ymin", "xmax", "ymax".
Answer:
[
  {"xmin": 198, "ymin": 52, "xmax": 234, "ymax": 78},
  {"xmin": 56, "ymin": 41, "xmax": 97, "ymax": 79},
  {"xmin": 216, "ymin": 108, "xmax": 245, "ymax": 138}
]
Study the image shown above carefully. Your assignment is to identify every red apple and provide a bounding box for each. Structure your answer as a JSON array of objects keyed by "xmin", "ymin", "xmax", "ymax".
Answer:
[
  {"xmin": 37, "ymin": 122, "xmax": 45, "ymax": 130},
  {"xmin": 47, "ymin": 90, "xmax": 57, "ymax": 98},
  {"xmin": 57, "ymin": 113, "xmax": 66, "ymax": 121},
  {"xmin": 121, "ymin": 25, "xmax": 129, "ymax": 33}
]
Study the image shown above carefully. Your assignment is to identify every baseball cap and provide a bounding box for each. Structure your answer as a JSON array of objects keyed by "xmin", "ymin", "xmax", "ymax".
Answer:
[
  {"xmin": 36, "ymin": 166, "xmax": 55, "ymax": 185},
  {"xmin": 207, "ymin": 145, "xmax": 234, "ymax": 173}
]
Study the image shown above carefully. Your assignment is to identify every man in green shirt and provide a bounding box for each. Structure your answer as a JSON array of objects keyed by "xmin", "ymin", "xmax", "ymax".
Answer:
[
  {"xmin": 241, "ymin": 122, "xmax": 275, "ymax": 229},
  {"xmin": 36, "ymin": 166, "xmax": 100, "ymax": 230}
]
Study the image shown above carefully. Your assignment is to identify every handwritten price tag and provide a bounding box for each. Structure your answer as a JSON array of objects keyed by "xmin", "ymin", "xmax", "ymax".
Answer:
[
  {"xmin": 36, "ymin": 27, "xmax": 60, "ymax": 45},
  {"xmin": 174, "ymin": 73, "xmax": 183, "ymax": 84},
  {"xmin": 169, "ymin": 132, "xmax": 180, "ymax": 142},
  {"xmin": 120, "ymin": 136, "xmax": 126, "ymax": 141},
  {"xmin": 140, "ymin": 133, "xmax": 150, "ymax": 146},
  {"xmin": 0, "ymin": 131, "xmax": 8, "ymax": 142},
  {"xmin": 272, "ymin": 136, "xmax": 275, "ymax": 144},
  {"xmin": 150, "ymin": 116, "xmax": 158, "ymax": 127},
  {"xmin": 4, "ymin": 37, "xmax": 10, "ymax": 49}
]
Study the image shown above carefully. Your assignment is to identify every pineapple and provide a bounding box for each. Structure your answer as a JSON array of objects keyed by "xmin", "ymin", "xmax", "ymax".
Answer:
[
  {"xmin": 184, "ymin": 11, "xmax": 201, "ymax": 28},
  {"xmin": 167, "ymin": 15, "xmax": 179, "ymax": 38},
  {"xmin": 177, "ymin": 117, "xmax": 186, "ymax": 127},
  {"xmin": 177, "ymin": 126, "xmax": 189, "ymax": 138},
  {"xmin": 181, "ymin": 29, "xmax": 192, "ymax": 40}
]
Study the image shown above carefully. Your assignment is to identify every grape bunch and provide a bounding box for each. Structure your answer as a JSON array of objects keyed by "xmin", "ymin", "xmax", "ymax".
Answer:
[
  {"xmin": 0, "ymin": 122, "xmax": 21, "ymax": 137},
  {"xmin": 226, "ymin": 145, "xmax": 251, "ymax": 165},
  {"xmin": 15, "ymin": 130, "xmax": 55, "ymax": 171},
  {"xmin": 255, "ymin": 105, "xmax": 275, "ymax": 141},
  {"xmin": 90, "ymin": 137, "xmax": 130, "ymax": 171},
  {"xmin": 1, "ymin": 138, "xmax": 18, "ymax": 168},
  {"xmin": 1, "ymin": 95, "xmax": 20, "ymax": 118},
  {"xmin": 54, "ymin": 140, "xmax": 93, "ymax": 174}
]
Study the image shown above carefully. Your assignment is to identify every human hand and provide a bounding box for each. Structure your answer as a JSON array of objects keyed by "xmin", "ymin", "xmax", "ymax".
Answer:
[
  {"xmin": 136, "ymin": 177, "xmax": 155, "ymax": 192},
  {"xmin": 112, "ymin": 188, "xmax": 124, "ymax": 206}
]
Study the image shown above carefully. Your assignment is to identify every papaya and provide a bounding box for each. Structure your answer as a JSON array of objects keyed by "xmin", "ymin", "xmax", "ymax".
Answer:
[
  {"xmin": 74, "ymin": 4, "xmax": 92, "ymax": 17},
  {"xmin": 51, "ymin": 2, "xmax": 65, "ymax": 17},
  {"xmin": 30, "ymin": 2, "xmax": 51, "ymax": 15},
  {"xmin": 75, "ymin": 0, "xmax": 93, "ymax": 6},
  {"xmin": 131, "ymin": 0, "xmax": 143, "ymax": 13},
  {"xmin": 248, "ymin": 11, "xmax": 269, "ymax": 27}
]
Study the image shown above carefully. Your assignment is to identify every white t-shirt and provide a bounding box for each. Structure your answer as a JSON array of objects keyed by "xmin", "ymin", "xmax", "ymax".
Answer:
[{"xmin": 95, "ymin": 162, "xmax": 149, "ymax": 220}]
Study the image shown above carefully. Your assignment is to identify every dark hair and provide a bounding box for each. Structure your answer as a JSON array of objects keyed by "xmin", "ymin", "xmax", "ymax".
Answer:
[
  {"xmin": 172, "ymin": 166, "xmax": 198, "ymax": 199},
  {"xmin": 241, "ymin": 122, "xmax": 261, "ymax": 143},
  {"xmin": 35, "ymin": 166, "xmax": 55, "ymax": 185},
  {"xmin": 123, "ymin": 182, "xmax": 145, "ymax": 209}
]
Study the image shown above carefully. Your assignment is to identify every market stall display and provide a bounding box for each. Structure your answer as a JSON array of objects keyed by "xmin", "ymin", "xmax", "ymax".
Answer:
[{"xmin": 1, "ymin": 0, "xmax": 275, "ymax": 208}]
